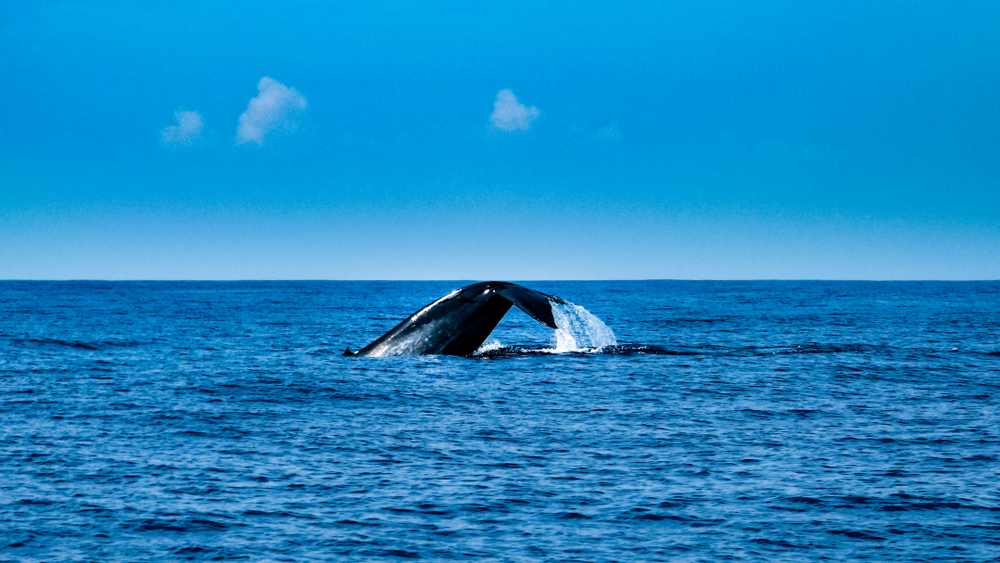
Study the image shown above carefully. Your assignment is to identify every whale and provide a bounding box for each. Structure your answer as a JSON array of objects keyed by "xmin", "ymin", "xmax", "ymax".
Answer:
[{"xmin": 345, "ymin": 281, "xmax": 564, "ymax": 357}]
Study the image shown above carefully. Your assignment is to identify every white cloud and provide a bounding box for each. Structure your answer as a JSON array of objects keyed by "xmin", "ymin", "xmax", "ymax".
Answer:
[
  {"xmin": 160, "ymin": 110, "xmax": 204, "ymax": 147},
  {"xmin": 236, "ymin": 77, "xmax": 308, "ymax": 145},
  {"xmin": 490, "ymin": 89, "xmax": 539, "ymax": 132},
  {"xmin": 596, "ymin": 121, "xmax": 621, "ymax": 141}
]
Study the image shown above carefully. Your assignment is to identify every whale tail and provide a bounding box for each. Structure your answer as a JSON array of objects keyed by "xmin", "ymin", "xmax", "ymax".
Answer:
[
  {"xmin": 350, "ymin": 282, "xmax": 568, "ymax": 357},
  {"xmin": 498, "ymin": 285, "xmax": 559, "ymax": 329}
]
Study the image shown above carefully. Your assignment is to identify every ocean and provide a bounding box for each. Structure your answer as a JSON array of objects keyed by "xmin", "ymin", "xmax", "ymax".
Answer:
[{"xmin": 1, "ymin": 280, "xmax": 998, "ymax": 562}]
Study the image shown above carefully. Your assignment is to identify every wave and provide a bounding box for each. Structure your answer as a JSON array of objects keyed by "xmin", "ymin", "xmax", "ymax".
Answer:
[
  {"xmin": 473, "ymin": 343, "xmax": 685, "ymax": 358},
  {"xmin": 12, "ymin": 337, "xmax": 143, "ymax": 350},
  {"xmin": 471, "ymin": 341, "xmax": 958, "ymax": 359}
]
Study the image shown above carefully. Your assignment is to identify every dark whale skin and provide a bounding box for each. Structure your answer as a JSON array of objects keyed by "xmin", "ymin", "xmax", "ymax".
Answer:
[{"xmin": 348, "ymin": 281, "xmax": 561, "ymax": 357}]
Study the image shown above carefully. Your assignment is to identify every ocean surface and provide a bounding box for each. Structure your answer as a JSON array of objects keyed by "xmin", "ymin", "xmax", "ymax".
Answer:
[{"xmin": 1, "ymin": 280, "xmax": 998, "ymax": 562}]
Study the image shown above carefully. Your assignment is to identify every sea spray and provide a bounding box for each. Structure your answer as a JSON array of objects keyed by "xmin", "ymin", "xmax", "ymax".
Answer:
[
  {"xmin": 550, "ymin": 299, "xmax": 616, "ymax": 352},
  {"xmin": 474, "ymin": 339, "xmax": 504, "ymax": 355}
]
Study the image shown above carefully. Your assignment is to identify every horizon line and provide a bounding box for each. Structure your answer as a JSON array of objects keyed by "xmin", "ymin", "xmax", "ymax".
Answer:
[{"xmin": 2, "ymin": 279, "xmax": 998, "ymax": 283}]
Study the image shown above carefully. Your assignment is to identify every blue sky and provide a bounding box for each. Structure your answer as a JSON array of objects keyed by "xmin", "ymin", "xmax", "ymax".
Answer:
[{"xmin": 2, "ymin": 1, "xmax": 998, "ymax": 279}]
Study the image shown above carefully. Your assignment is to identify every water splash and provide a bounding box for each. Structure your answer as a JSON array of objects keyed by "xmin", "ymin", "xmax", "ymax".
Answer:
[
  {"xmin": 474, "ymin": 339, "xmax": 504, "ymax": 355},
  {"xmin": 549, "ymin": 300, "xmax": 616, "ymax": 353}
]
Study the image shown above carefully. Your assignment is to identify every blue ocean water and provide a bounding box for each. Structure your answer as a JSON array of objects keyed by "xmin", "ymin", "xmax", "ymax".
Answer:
[{"xmin": 1, "ymin": 280, "xmax": 998, "ymax": 562}]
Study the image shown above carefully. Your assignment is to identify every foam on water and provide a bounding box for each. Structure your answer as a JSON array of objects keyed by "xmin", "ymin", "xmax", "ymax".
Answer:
[
  {"xmin": 474, "ymin": 338, "xmax": 504, "ymax": 355},
  {"xmin": 548, "ymin": 299, "xmax": 616, "ymax": 352}
]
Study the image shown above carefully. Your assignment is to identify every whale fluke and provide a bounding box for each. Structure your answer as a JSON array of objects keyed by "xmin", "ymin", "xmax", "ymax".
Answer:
[{"xmin": 348, "ymin": 281, "xmax": 561, "ymax": 357}]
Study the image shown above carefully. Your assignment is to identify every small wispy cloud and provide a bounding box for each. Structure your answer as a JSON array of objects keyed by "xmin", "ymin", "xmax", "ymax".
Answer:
[
  {"xmin": 490, "ymin": 89, "xmax": 539, "ymax": 132},
  {"xmin": 596, "ymin": 121, "xmax": 621, "ymax": 142},
  {"xmin": 160, "ymin": 110, "xmax": 204, "ymax": 147},
  {"xmin": 236, "ymin": 77, "xmax": 307, "ymax": 146}
]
